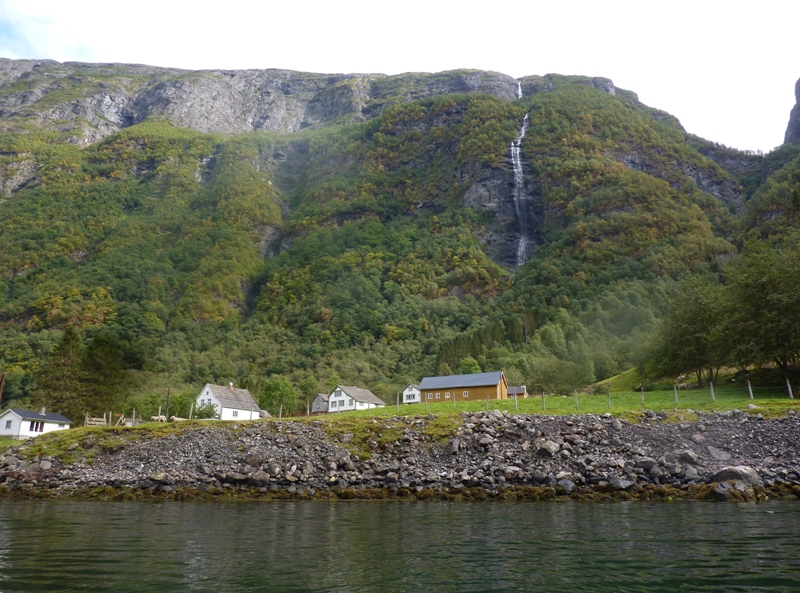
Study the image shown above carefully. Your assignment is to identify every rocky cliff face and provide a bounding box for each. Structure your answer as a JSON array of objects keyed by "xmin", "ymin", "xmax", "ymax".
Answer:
[
  {"xmin": 0, "ymin": 59, "xmax": 521, "ymax": 144},
  {"xmin": 785, "ymin": 77, "xmax": 800, "ymax": 144}
]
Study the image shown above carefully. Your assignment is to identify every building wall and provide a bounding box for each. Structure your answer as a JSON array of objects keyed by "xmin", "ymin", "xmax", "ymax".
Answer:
[
  {"xmin": 403, "ymin": 387, "xmax": 421, "ymax": 404},
  {"xmin": 311, "ymin": 397, "xmax": 328, "ymax": 414},
  {"xmin": 0, "ymin": 414, "xmax": 70, "ymax": 439},
  {"xmin": 421, "ymin": 382, "xmax": 507, "ymax": 402},
  {"xmin": 197, "ymin": 389, "xmax": 221, "ymax": 418},
  {"xmin": 220, "ymin": 406, "xmax": 258, "ymax": 420}
]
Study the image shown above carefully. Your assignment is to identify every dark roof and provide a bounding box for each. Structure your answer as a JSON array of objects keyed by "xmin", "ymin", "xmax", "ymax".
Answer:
[
  {"xmin": 335, "ymin": 385, "xmax": 387, "ymax": 406},
  {"xmin": 314, "ymin": 393, "xmax": 329, "ymax": 403},
  {"xmin": 419, "ymin": 372, "xmax": 505, "ymax": 390},
  {"xmin": 204, "ymin": 384, "xmax": 258, "ymax": 410},
  {"xmin": 2, "ymin": 408, "xmax": 72, "ymax": 423}
]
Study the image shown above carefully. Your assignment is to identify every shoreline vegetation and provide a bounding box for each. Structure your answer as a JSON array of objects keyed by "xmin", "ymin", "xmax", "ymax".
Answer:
[{"xmin": 2, "ymin": 397, "xmax": 799, "ymax": 503}]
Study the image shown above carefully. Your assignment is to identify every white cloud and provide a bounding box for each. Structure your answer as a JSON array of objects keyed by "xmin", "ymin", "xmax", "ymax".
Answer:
[{"xmin": 0, "ymin": 0, "xmax": 797, "ymax": 151}]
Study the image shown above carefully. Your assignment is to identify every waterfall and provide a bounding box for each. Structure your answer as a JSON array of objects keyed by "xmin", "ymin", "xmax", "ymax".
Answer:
[
  {"xmin": 511, "ymin": 113, "xmax": 530, "ymax": 267},
  {"xmin": 517, "ymin": 81, "xmax": 522, "ymax": 100}
]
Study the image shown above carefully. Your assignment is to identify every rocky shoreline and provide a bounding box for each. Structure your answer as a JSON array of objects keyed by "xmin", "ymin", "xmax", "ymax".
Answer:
[{"xmin": 2, "ymin": 410, "xmax": 799, "ymax": 502}]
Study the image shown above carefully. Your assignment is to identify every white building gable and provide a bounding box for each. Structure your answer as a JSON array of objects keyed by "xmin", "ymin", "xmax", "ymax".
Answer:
[
  {"xmin": 196, "ymin": 383, "xmax": 260, "ymax": 420},
  {"xmin": 402, "ymin": 384, "xmax": 421, "ymax": 404}
]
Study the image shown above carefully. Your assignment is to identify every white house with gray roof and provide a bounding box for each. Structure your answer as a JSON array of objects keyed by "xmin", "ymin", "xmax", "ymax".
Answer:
[
  {"xmin": 327, "ymin": 385, "xmax": 386, "ymax": 413},
  {"xmin": 196, "ymin": 383, "xmax": 265, "ymax": 420},
  {"xmin": 0, "ymin": 408, "xmax": 72, "ymax": 439}
]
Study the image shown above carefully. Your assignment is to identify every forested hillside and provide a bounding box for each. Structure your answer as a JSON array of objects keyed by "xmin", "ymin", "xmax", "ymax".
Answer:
[{"xmin": 0, "ymin": 59, "xmax": 797, "ymax": 418}]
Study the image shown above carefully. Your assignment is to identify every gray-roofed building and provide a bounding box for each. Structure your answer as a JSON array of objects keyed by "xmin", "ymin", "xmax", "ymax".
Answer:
[
  {"xmin": 311, "ymin": 393, "xmax": 329, "ymax": 415},
  {"xmin": 0, "ymin": 408, "xmax": 72, "ymax": 439},
  {"xmin": 328, "ymin": 385, "xmax": 386, "ymax": 413},
  {"xmin": 418, "ymin": 372, "xmax": 507, "ymax": 402},
  {"xmin": 508, "ymin": 385, "xmax": 528, "ymax": 398},
  {"xmin": 196, "ymin": 383, "xmax": 264, "ymax": 420}
]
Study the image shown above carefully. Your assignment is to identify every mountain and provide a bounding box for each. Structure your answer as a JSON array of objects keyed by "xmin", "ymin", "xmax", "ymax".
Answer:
[{"xmin": 0, "ymin": 58, "xmax": 796, "ymax": 414}]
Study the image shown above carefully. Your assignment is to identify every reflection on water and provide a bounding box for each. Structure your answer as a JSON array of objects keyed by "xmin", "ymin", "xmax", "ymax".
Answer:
[{"xmin": 0, "ymin": 499, "xmax": 798, "ymax": 592}]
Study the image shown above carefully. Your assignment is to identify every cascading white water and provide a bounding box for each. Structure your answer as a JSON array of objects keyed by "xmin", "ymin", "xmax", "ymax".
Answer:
[
  {"xmin": 517, "ymin": 81, "xmax": 522, "ymax": 100},
  {"xmin": 511, "ymin": 113, "xmax": 530, "ymax": 267}
]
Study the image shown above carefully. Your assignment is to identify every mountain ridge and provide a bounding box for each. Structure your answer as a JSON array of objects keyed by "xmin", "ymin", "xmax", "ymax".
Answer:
[{"xmin": 0, "ymin": 57, "xmax": 797, "ymax": 419}]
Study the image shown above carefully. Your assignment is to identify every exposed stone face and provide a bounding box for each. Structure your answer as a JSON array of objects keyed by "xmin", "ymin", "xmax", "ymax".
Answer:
[
  {"xmin": 0, "ymin": 158, "xmax": 40, "ymax": 196},
  {"xmin": 0, "ymin": 59, "xmax": 520, "ymax": 144},
  {"xmin": 784, "ymin": 77, "xmax": 800, "ymax": 144},
  {"xmin": 460, "ymin": 164, "xmax": 545, "ymax": 269}
]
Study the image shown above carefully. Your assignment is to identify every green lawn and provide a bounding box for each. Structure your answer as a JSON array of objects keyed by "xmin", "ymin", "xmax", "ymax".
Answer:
[{"xmin": 323, "ymin": 389, "xmax": 800, "ymax": 421}]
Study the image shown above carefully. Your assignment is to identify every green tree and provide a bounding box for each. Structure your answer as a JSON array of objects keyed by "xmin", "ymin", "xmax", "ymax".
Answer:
[
  {"xmin": 653, "ymin": 276, "xmax": 727, "ymax": 386},
  {"xmin": 259, "ymin": 376, "xmax": 298, "ymax": 416},
  {"xmin": 82, "ymin": 333, "xmax": 128, "ymax": 416},
  {"xmin": 298, "ymin": 376, "xmax": 320, "ymax": 415},
  {"xmin": 32, "ymin": 327, "xmax": 87, "ymax": 422},
  {"xmin": 459, "ymin": 356, "xmax": 481, "ymax": 374},
  {"xmin": 724, "ymin": 245, "xmax": 800, "ymax": 377}
]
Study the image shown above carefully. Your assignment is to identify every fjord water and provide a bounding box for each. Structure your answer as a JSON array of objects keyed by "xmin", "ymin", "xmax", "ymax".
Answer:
[{"xmin": 1, "ymin": 500, "xmax": 798, "ymax": 592}]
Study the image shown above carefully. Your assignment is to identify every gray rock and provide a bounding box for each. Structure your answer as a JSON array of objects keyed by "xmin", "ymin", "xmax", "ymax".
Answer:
[
  {"xmin": 678, "ymin": 450, "xmax": 699, "ymax": 465},
  {"xmin": 244, "ymin": 454, "xmax": 262, "ymax": 468},
  {"xmin": 535, "ymin": 440, "xmax": 560, "ymax": 457},
  {"xmin": 556, "ymin": 478, "xmax": 575, "ymax": 494},
  {"xmin": 712, "ymin": 466, "xmax": 762, "ymax": 486},
  {"xmin": 247, "ymin": 471, "xmax": 270, "ymax": 487},
  {"xmin": 785, "ymin": 77, "xmax": 800, "ymax": 144},
  {"xmin": 706, "ymin": 445, "xmax": 732, "ymax": 461},
  {"xmin": 609, "ymin": 476, "xmax": 636, "ymax": 490},
  {"xmin": 39, "ymin": 460, "xmax": 52, "ymax": 471}
]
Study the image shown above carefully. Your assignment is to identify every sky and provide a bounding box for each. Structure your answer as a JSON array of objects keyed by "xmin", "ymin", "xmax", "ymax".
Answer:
[{"xmin": 0, "ymin": 0, "xmax": 797, "ymax": 153}]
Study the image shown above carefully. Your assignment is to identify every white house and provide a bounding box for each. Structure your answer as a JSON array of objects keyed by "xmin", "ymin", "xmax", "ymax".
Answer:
[
  {"xmin": 0, "ymin": 408, "xmax": 72, "ymax": 439},
  {"xmin": 402, "ymin": 384, "xmax": 421, "ymax": 404},
  {"xmin": 196, "ymin": 383, "xmax": 265, "ymax": 420},
  {"xmin": 328, "ymin": 385, "xmax": 387, "ymax": 413}
]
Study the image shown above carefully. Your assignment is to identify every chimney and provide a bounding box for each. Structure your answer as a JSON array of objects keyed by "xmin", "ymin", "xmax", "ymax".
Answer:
[{"xmin": 39, "ymin": 406, "xmax": 46, "ymax": 415}]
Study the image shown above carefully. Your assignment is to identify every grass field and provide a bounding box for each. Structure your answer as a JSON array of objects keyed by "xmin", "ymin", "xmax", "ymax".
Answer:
[{"xmin": 322, "ymin": 388, "xmax": 800, "ymax": 421}]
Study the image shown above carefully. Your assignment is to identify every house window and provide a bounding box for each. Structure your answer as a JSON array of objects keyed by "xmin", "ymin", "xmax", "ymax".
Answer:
[
  {"xmin": 5, "ymin": 420, "xmax": 11, "ymax": 429},
  {"xmin": 232, "ymin": 410, "xmax": 238, "ymax": 418},
  {"xmin": 29, "ymin": 421, "xmax": 44, "ymax": 432},
  {"xmin": 58, "ymin": 424, "xmax": 65, "ymax": 428},
  {"xmin": 445, "ymin": 392, "xmax": 450, "ymax": 398},
  {"xmin": 349, "ymin": 398, "xmax": 354, "ymax": 406},
  {"xmin": 435, "ymin": 393, "xmax": 440, "ymax": 399},
  {"xmin": 463, "ymin": 391, "xmax": 469, "ymax": 398},
  {"xmin": 427, "ymin": 393, "xmax": 432, "ymax": 399}
]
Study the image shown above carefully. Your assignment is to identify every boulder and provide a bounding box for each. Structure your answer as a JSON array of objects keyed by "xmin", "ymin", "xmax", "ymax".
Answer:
[
  {"xmin": 712, "ymin": 466, "xmax": 762, "ymax": 486},
  {"xmin": 535, "ymin": 440, "xmax": 560, "ymax": 457},
  {"xmin": 556, "ymin": 478, "xmax": 575, "ymax": 494},
  {"xmin": 706, "ymin": 445, "xmax": 732, "ymax": 462},
  {"xmin": 678, "ymin": 450, "xmax": 699, "ymax": 465}
]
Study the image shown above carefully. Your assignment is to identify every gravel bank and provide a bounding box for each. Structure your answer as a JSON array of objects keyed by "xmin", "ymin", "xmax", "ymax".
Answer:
[{"xmin": 2, "ymin": 410, "xmax": 799, "ymax": 502}]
